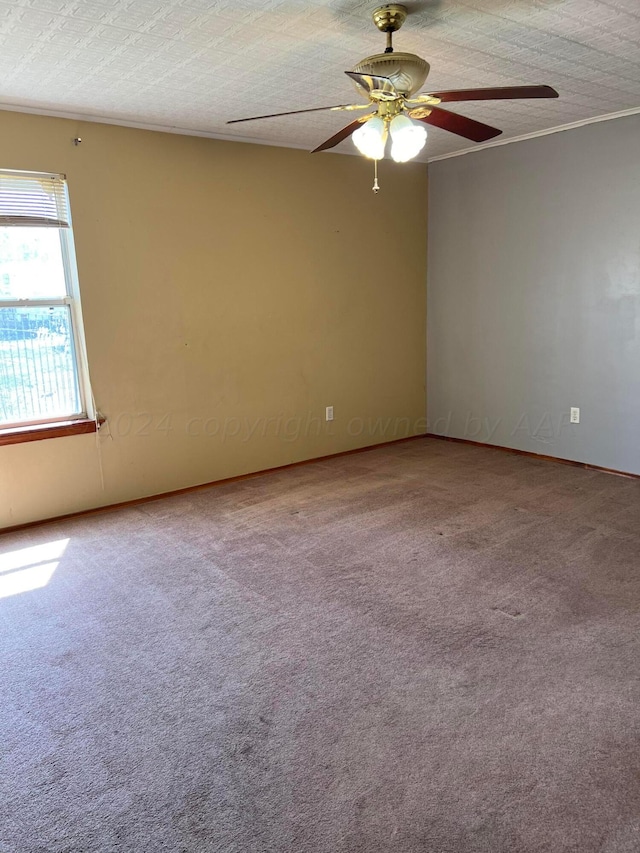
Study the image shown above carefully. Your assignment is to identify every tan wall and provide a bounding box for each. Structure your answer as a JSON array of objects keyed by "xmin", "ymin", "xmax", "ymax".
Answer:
[{"xmin": 0, "ymin": 110, "xmax": 428, "ymax": 529}]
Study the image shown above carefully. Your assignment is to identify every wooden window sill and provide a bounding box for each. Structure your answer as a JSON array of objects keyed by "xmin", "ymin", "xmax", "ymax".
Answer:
[{"xmin": 0, "ymin": 418, "xmax": 101, "ymax": 447}]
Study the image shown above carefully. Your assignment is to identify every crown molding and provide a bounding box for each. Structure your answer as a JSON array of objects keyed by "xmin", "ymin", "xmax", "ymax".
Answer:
[
  {"xmin": 3, "ymin": 99, "xmax": 637, "ymax": 165},
  {"xmin": 0, "ymin": 101, "xmax": 318, "ymax": 153},
  {"xmin": 427, "ymin": 105, "xmax": 640, "ymax": 163},
  {"xmin": 0, "ymin": 101, "xmax": 424, "ymax": 161}
]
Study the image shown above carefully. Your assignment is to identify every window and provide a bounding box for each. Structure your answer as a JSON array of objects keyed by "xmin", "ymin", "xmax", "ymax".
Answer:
[{"xmin": 0, "ymin": 170, "xmax": 94, "ymax": 442}]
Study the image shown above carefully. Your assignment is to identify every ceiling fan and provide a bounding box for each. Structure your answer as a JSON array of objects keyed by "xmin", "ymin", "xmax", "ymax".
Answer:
[{"xmin": 228, "ymin": 3, "xmax": 559, "ymax": 166}]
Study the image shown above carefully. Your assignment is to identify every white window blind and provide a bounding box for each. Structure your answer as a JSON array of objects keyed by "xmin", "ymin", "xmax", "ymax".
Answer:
[{"xmin": 0, "ymin": 171, "xmax": 70, "ymax": 228}]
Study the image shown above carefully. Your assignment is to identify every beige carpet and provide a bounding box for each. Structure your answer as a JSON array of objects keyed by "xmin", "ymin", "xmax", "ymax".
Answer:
[{"xmin": 1, "ymin": 437, "xmax": 640, "ymax": 852}]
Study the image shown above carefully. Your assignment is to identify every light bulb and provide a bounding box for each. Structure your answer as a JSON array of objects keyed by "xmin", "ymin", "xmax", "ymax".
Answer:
[
  {"xmin": 389, "ymin": 114, "xmax": 427, "ymax": 163},
  {"xmin": 352, "ymin": 117, "xmax": 387, "ymax": 160}
]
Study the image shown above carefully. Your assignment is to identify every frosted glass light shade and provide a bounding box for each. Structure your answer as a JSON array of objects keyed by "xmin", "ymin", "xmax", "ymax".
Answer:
[
  {"xmin": 389, "ymin": 114, "xmax": 427, "ymax": 162},
  {"xmin": 352, "ymin": 117, "xmax": 387, "ymax": 160}
]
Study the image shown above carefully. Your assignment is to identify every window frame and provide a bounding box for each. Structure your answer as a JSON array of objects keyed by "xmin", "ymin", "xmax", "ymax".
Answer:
[{"xmin": 0, "ymin": 170, "xmax": 96, "ymax": 442}]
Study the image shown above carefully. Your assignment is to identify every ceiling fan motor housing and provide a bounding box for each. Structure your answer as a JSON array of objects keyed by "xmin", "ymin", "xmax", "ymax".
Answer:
[{"xmin": 351, "ymin": 52, "xmax": 430, "ymax": 98}]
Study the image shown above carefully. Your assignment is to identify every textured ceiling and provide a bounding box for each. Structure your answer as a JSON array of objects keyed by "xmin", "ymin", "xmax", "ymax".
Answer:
[{"xmin": 1, "ymin": 0, "xmax": 640, "ymax": 161}]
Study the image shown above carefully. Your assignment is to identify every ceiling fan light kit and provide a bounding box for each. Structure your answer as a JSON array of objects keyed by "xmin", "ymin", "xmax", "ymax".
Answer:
[
  {"xmin": 354, "ymin": 114, "xmax": 427, "ymax": 162},
  {"xmin": 227, "ymin": 4, "xmax": 559, "ymax": 190},
  {"xmin": 389, "ymin": 114, "xmax": 427, "ymax": 162},
  {"xmin": 352, "ymin": 116, "xmax": 388, "ymax": 160}
]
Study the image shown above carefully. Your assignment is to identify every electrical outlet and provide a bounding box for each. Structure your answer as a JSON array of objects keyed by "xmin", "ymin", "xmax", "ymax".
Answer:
[
  {"xmin": 570, "ymin": 407, "xmax": 580, "ymax": 424},
  {"xmin": 325, "ymin": 406, "xmax": 334, "ymax": 422}
]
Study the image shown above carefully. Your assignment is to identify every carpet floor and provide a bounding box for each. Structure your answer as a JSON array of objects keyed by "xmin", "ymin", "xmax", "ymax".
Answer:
[{"xmin": 1, "ymin": 438, "xmax": 640, "ymax": 852}]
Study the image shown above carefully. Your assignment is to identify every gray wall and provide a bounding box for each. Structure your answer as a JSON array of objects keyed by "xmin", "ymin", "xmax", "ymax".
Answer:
[{"xmin": 427, "ymin": 115, "xmax": 640, "ymax": 476}]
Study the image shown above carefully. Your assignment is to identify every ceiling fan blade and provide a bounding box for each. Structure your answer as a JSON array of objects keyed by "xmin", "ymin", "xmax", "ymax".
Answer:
[
  {"xmin": 311, "ymin": 118, "xmax": 366, "ymax": 153},
  {"xmin": 345, "ymin": 71, "xmax": 397, "ymax": 97},
  {"xmin": 427, "ymin": 85, "xmax": 559, "ymax": 103},
  {"xmin": 226, "ymin": 104, "xmax": 367, "ymax": 125},
  {"xmin": 416, "ymin": 106, "xmax": 502, "ymax": 142}
]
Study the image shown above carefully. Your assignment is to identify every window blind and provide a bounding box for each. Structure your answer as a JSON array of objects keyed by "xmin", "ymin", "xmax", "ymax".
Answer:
[{"xmin": 0, "ymin": 170, "xmax": 70, "ymax": 228}]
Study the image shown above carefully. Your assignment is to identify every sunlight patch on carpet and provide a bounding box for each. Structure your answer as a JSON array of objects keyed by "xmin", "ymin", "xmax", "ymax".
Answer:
[{"xmin": 0, "ymin": 538, "xmax": 69, "ymax": 599}]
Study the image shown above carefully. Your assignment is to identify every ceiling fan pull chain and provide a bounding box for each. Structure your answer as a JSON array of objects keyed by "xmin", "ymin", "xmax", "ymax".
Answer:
[{"xmin": 372, "ymin": 159, "xmax": 380, "ymax": 193}]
